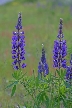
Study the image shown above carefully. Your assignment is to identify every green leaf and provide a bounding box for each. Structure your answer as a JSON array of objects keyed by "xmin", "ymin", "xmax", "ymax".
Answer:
[
  {"xmin": 56, "ymin": 69, "xmax": 60, "ymax": 76},
  {"xmin": 11, "ymin": 85, "xmax": 16, "ymax": 97},
  {"xmin": 60, "ymin": 69, "xmax": 66, "ymax": 80},
  {"xmin": 12, "ymin": 71, "xmax": 27, "ymax": 80},
  {"xmin": 38, "ymin": 72, "xmax": 42, "ymax": 80},
  {"xmin": 6, "ymin": 80, "xmax": 18, "ymax": 89},
  {"xmin": 35, "ymin": 77, "xmax": 39, "ymax": 87},
  {"xmin": 12, "ymin": 71, "xmax": 20, "ymax": 80},
  {"xmin": 44, "ymin": 95, "xmax": 49, "ymax": 108}
]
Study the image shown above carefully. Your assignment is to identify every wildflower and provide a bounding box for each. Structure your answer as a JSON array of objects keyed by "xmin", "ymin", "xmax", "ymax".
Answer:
[
  {"xmin": 53, "ymin": 18, "xmax": 67, "ymax": 69},
  {"xmin": 66, "ymin": 54, "xmax": 72, "ymax": 80},
  {"xmin": 38, "ymin": 44, "xmax": 49, "ymax": 76},
  {"xmin": 11, "ymin": 12, "xmax": 26, "ymax": 70}
]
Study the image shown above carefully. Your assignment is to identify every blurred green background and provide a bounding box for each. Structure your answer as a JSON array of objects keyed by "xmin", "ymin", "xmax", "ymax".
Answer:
[{"xmin": 0, "ymin": 0, "xmax": 72, "ymax": 107}]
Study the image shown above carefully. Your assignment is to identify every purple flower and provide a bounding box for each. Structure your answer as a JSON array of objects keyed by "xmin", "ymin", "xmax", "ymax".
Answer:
[
  {"xmin": 21, "ymin": 63, "xmax": 26, "ymax": 68},
  {"xmin": 38, "ymin": 62, "xmax": 43, "ymax": 73},
  {"xmin": 70, "ymin": 54, "xmax": 72, "ymax": 65},
  {"xmin": 38, "ymin": 44, "xmax": 49, "ymax": 77},
  {"xmin": 66, "ymin": 54, "xmax": 72, "ymax": 80},
  {"xmin": 11, "ymin": 12, "xmax": 26, "ymax": 70},
  {"xmin": 53, "ymin": 18, "xmax": 67, "ymax": 69},
  {"xmin": 15, "ymin": 12, "xmax": 22, "ymax": 30}
]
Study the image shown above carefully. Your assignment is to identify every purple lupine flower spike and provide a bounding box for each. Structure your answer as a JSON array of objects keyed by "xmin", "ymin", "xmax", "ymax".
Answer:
[
  {"xmin": 53, "ymin": 18, "xmax": 67, "ymax": 69},
  {"xmin": 57, "ymin": 18, "xmax": 64, "ymax": 39},
  {"xmin": 15, "ymin": 12, "xmax": 22, "ymax": 30},
  {"xmin": 66, "ymin": 54, "xmax": 72, "ymax": 80},
  {"xmin": 12, "ymin": 12, "xmax": 26, "ymax": 70},
  {"xmin": 38, "ymin": 44, "xmax": 49, "ymax": 77},
  {"xmin": 70, "ymin": 54, "xmax": 72, "ymax": 65}
]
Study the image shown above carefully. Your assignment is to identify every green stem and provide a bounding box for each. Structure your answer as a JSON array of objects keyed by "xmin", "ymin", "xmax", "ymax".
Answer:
[
  {"xmin": 58, "ymin": 69, "xmax": 60, "ymax": 108},
  {"xmin": 20, "ymin": 81, "xmax": 35, "ymax": 100}
]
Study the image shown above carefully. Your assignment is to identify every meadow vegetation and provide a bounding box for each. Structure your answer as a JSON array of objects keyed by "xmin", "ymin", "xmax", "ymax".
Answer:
[{"xmin": 0, "ymin": 0, "xmax": 72, "ymax": 107}]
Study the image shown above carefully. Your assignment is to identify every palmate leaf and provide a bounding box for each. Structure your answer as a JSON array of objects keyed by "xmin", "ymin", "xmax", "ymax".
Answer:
[
  {"xmin": 12, "ymin": 71, "xmax": 19, "ymax": 79},
  {"xmin": 11, "ymin": 85, "xmax": 16, "ymax": 97},
  {"xmin": 60, "ymin": 69, "xmax": 66, "ymax": 80},
  {"xmin": 60, "ymin": 81, "xmax": 66, "ymax": 95},
  {"xmin": 12, "ymin": 71, "xmax": 27, "ymax": 80},
  {"xmin": 36, "ymin": 91, "xmax": 49, "ymax": 107},
  {"xmin": 44, "ymin": 94, "xmax": 49, "ymax": 108},
  {"xmin": 56, "ymin": 69, "xmax": 66, "ymax": 80},
  {"xmin": 6, "ymin": 80, "xmax": 18, "ymax": 89},
  {"xmin": 6, "ymin": 71, "xmax": 24, "ymax": 96},
  {"xmin": 36, "ymin": 91, "xmax": 44, "ymax": 105}
]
